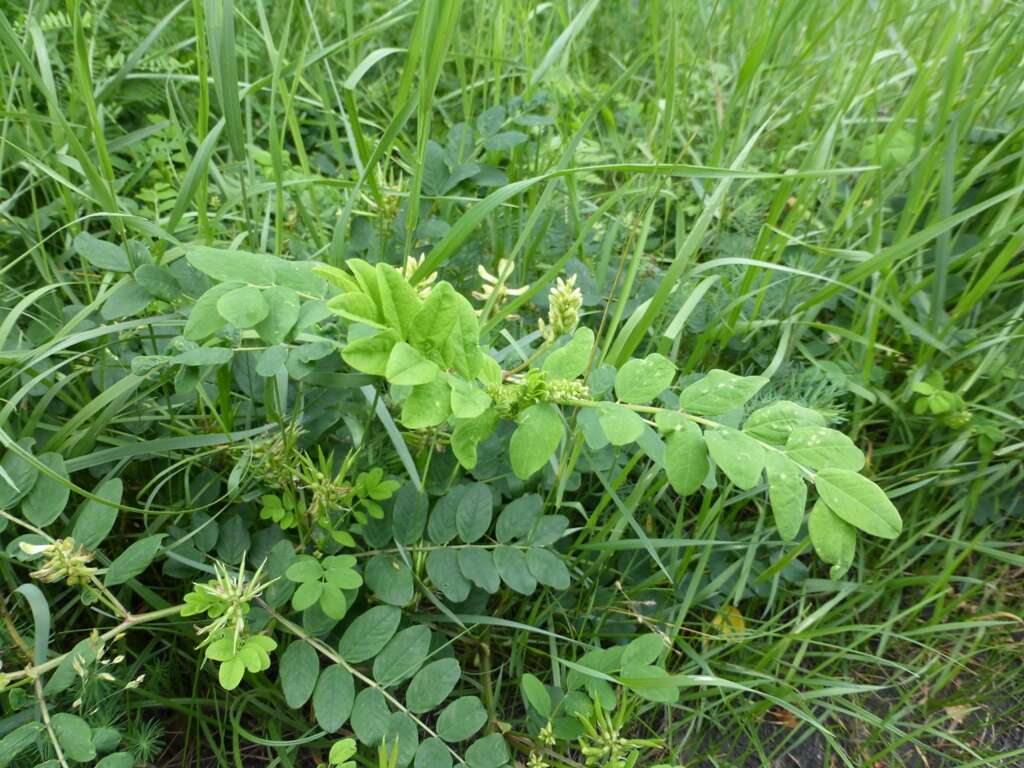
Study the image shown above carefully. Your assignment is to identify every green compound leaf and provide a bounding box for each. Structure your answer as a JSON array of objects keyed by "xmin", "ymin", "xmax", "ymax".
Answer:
[
  {"xmin": 451, "ymin": 410, "xmax": 498, "ymax": 470},
  {"xmin": 405, "ymin": 658, "xmax": 461, "ymax": 714},
  {"xmin": 457, "ymin": 548, "xmax": 500, "ymax": 593},
  {"xmin": 815, "ymin": 468, "xmax": 902, "ymax": 539},
  {"xmin": 427, "ymin": 548, "xmax": 472, "ymax": 602},
  {"xmin": 704, "ymin": 427, "xmax": 765, "ymax": 490},
  {"xmin": 663, "ymin": 420, "xmax": 707, "ymax": 496},
  {"xmin": 526, "ymin": 547, "xmax": 570, "ymax": 589},
  {"xmin": 743, "ymin": 400, "xmax": 825, "ymax": 444},
  {"xmin": 436, "ymin": 695, "xmax": 487, "ymax": 742},
  {"xmin": 365, "ymin": 554, "xmax": 414, "ymax": 606},
  {"xmin": 372, "ymin": 625, "xmax": 431, "ymax": 687},
  {"xmin": 679, "ymin": 369, "xmax": 768, "ymax": 416},
  {"xmin": 509, "ymin": 403, "xmax": 563, "ymax": 480},
  {"xmin": 456, "ymin": 482, "xmax": 493, "ymax": 543},
  {"xmin": 614, "ymin": 353, "xmax": 675, "ymax": 404},
  {"xmin": 808, "ymin": 499, "xmax": 856, "ymax": 578}
]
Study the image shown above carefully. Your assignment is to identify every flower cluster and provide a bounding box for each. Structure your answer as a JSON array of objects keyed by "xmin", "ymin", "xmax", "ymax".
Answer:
[
  {"xmin": 539, "ymin": 274, "xmax": 582, "ymax": 341},
  {"xmin": 20, "ymin": 538, "xmax": 97, "ymax": 586}
]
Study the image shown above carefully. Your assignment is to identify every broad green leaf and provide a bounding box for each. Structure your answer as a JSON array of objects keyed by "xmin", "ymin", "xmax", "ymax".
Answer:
[
  {"xmin": 101, "ymin": 279, "xmax": 151, "ymax": 319},
  {"xmin": 428, "ymin": 487, "xmax": 463, "ymax": 545},
  {"xmin": 410, "ymin": 281, "xmax": 459, "ymax": 352},
  {"xmin": 526, "ymin": 547, "xmax": 570, "ymax": 589},
  {"xmin": 443, "ymin": 294, "xmax": 483, "ymax": 378},
  {"xmin": 704, "ymin": 427, "xmax": 764, "ymax": 490},
  {"xmin": 185, "ymin": 245, "xmax": 275, "ymax": 284},
  {"xmin": 384, "ymin": 711, "xmax": 419, "ymax": 766},
  {"xmin": 495, "ymin": 494, "xmax": 543, "ymax": 543},
  {"xmin": 217, "ymin": 286, "xmax": 269, "ymax": 328},
  {"xmin": 219, "ymin": 655, "xmax": 246, "ymax": 689},
  {"xmin": 0, "ymin": 439, "xmax": 37, "ymax": 508},
  {"xmin": 392, "ymin": 484, "xmax": 429, "ymax": 545},
  {"xmin": 71, "ymin": 477, "xmax": 123, "ymax": 549},
  {"xmin": 664, "ymin": 421, "xmax": 707, "ymax": 496},
  {"xmin": 808, "ymin": 500, "xmax": 856, "ymax": 577},
  {"xmin": 679, "ymin": 369, "xmax": 768, "ymax": 416},
  {"xmin": 449, "ymin": 376, "xmax": 491, "ymax": 419},
  {"xmin": 373, "ymin": 625, "xmax": 431, "ymax": 687},
  {"xmin": 256, "ymin": 344, "xmax": 289, "ymax": 377},
  {"xmin": 279, "ymin": 641, "xmax": 320, "ymax": 709},
  {"xmin": 451, "ymin": 410, "xmax": 498, "ymax": 470},
  {"xmin": 509, "ymin": 404, "xmax": 563, "ymax": 479},
  {"xmin": 543, "ymin": 327, "xmax": 595, "ymax": 379},
  {"xmin": 401, "ymin": 378, "xmax": 451, "ymax": 429},
  {"xmin": 619, "ymin": 664, "xmax": 679, "ymax": 703},
  {"xmin": 457, "ymin": 548, "xmax": 500, "ymax": 593},
  {"xmin": 426, "ymin": 549, "xmax": 472, "ymax": 602},
  {"xmin": 74, "ymin": 232, "xmax": 129, "ymax": 271},
  {"xmin": 365, "ymin": 554, "xmax": 414, "ymax": 606},
  {"xmin": 328, "ymin": 291, "xmax": 382, "ymax": 326},
  {"xmin": 815, "ymin": 469, "xmax": 901, "ymax": 539},
  {"xmin": 465, "ymin": 733, "xmax": 509, "ymax": 768},
  {"xmin": 104, "ymin": 535, "xmax": 163, "ymax": 585},
  {"xmin": 0, "ymin": 722, "xmax": 43, "ymax": 767},
  {"xmin": 621, "ymin": 633, "xmax": 664, "ymax": 668},
  {"xmin": 387, "ymin": 344, "xmax": 440, "ymax": 387},
  {"xmin": 415, "ymin": 738, "xmax": 453, "ymax": 768},
  {"xmin": 21, "ymin": 453, "xmax": 69, "ymax": 527},
  {"xmin": 785, "ymin": 427, "xmax": 865, "ymax": 471},
  {"xmin": 351, "ymin": 688, "xmax": 390, "ymax": 746},
  {"xmin": 597, "ymin": 403, "xmax": 644, "ymax": 446},
  {"xmin": 135, "ymin": 263, "xmax": 179, "ymax": 300},
  {"xmin": 255, "ymin": 286, "xmax": 301, "ymax": 345},
  {"xmin": 342, "ymin": 330, "xmax": 397, "ymax": 376},
  {"xmin": 184, "ymin": 282, "xmax": 240, "ymax": 340},
  {"xmin": 291, "ymin": 580, "xmax": 323, "ymax": 612},
  {"xmin": 764, "ymin": 453, "xmax": 806, "ymax": 541},
  {"xmin": 529, "ymin": 514, "xmax": 568, "ymax": 546},
  {"xmin": 743, "ymin": 401, "xmax": 825, "ymax": 444},
  {"xmin": 521, "ymin": 673, "xmax": 551, "ymax": 717},
  {"xmin": 406, "ymin": 658, "xmax": 460, "ymax": 713},
  {"xmin": 286, "ymin": 555, "xmax": 323, "ymax": 582},
  {"xmin": 456, "ymin": 483, "xmax": 492, "ymax": 543},
  {"xmin": 494, "ymin": 545, "xmax": 537, "ymax": 595},
  {"xmin": 339, "ymin": 605, "xmax": 402, "ymax": 663},
  {"xmin": 313, "ymin": 664, "xmax": 355, "ymax": 732},
  {"xmin": 436, "ymin": 696, "xmax": 487, "ymax": 742},
  {"xmin": 95, "ymin": 752, "xmax": 135, "ymax": 768},
  {"xmin": 614, "ymin": 353, "xmax": 675, "ymax": 404},
  {"xmin": 377, "ymin": 263, "xmax": 422, "ymax": 339},
  {"xmin": 50, "ymin": 713, "xmax": 95, "ymax": 763}
]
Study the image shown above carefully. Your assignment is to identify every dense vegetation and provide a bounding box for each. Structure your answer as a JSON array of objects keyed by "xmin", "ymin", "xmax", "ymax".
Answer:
[{"xmin": 1, "ymin": 1, "xmax": 1022, "ymax": 766}]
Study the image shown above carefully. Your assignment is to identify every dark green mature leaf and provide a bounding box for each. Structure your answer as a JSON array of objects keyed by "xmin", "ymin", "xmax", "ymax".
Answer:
[
  {"xmin": 521, "ymin": 673, "xmax": 551, "ymax": 717},
  {"xmin": 50, "ymin": 712, "xmax": 95, "ymax": 763},
  {"xmin": 494, "ymin": 545, "xmax": 536, "ymax": 595},
  {"xmin": 385, "ymin": 711, "xmax": 419, "ymax": 767},
  {"xmin": 679, "ymin": 369, "xmax": 768, "ymax": 416},
  {"xmin": 101, "ymin": 279, "xmax": 152, "ymax": 319},
  {"xmin": 426, "ymin": 549, "xmax": 472, "ymax": 602},
  {"xmin": 495, "ymin": 494, "xmax": 543, "ymax": 543},
  {"xmin": 510, "ymin": 404, "xmax": 563, "ymax": 479},
  {"xmin": 597, "ymin": 403, "xmax": 644, "ymax": 446},
  {"xmin": 185, "ymin": 245, "xmax": 275, "ymax": 284},
  {"xmin": 415, "ymin": 738, "xmax": 453, "ymax": 768},
  {"xmin": 620, "ymin": 663, "xmax": 679, "ymax": 703},
  {"xmin": 458, "ymin": 548, "xmax": 500, "ymax": 593},
  {"xmin": 184, "ymin": 282, "xmax": 240, "ymax": 340},
  {"xmin": 95, "ymin": 753, "xmax": 135, "ymax": 768},
  {"xmin": 743, "ymin": 401, "xmax": 825, "ymax": 444},
  {"xmin": 785, "ymin": 427, "xmax": 865, "ymax": 471},
  {"xmin": 765, "ymin": 453, "xmax": 806, "ymax": 541},
  {"xmin": 365, "ymin": 554, "xmax": 414, "ymax": 606},
  {"xmin": 615, "ymin": 353, "xmax": 675, "ymax": 404},
  {"xmin": 705, "ymin": 427, "xmax": 765, "ymax": 490},
  {"xmin": 526, "ymin": 547, "xmax": 570, "ymax": 589},
  {"xmin": 339, "ymin": 605, "xmax": 401, "ymax": 664},
  {"xmin": 217, "ymin": 285, "xmax": 269, "ymax": 328},
  {"xmin": 406, "ymin": 658, "xmax": 460, "ymax": 713},
  {"xmin": 543, "ymin": 327, "xmax": 595, "ymax": 379},
  {"xmin": 0, "ymin": 722, "xmax": 43, "ymax": 767},
  {"xmin": 313, "ymin": 664, "xmax": 355, "ymax": 732},
  {"xmin": 449, "ymin": 376, "xmax": 491, "ymax": 418},
  {"xmin": 373, "ymin": 625, "xmax": 431, "ymax": 687},
  {"xmin": 808, "ymin": 499, "xmax": 856, "ymax": 577},
  {"xmin": 351, "ymin": 688, "xmax": 390, "ymax": 746},
  {"xmin": 456, "ymin": 483, "xmax": 492, "ymax": 543},
  {"xmin": 466, "ymin": 733, "xmax": 509, "ymax": 768},
  {"xmin": 0, "ymin": 439, "xmax": 37, "ymax": 508},
  {"xmin": 392, "ymin": 483, "xmax": 429, "ymax": 544},
  {"xmin": 255, "ymin": 286, "xmax": 301, "ymax": 344},
  {"xmin": 71, "ymin": 477, "xmax": 123, "ymax": 549},
  {"xmin": 436, "ymin": 696, "xmax": 487, "ymax": 742},
  {"xmin": 21, "ymin": 453, "xmax": 69, "ymax": 527},
  {"xmin": 815, "ymin": 469, "xmax": 901, "ymax": 538},
  {"xmin": 279, "ymin": 641, "xmax": 320, "ymax": 709},
  {"xmin": 664, "ymin": 421, "xmax": 707, "ymax": 496},
  {"xmin": 74, "ymin": 232, "xmax": 129, "ymax": 271},
  {"xmin": 104, "ymin": 535, "xmax": 164, "ymax": 585},
  {"xmin": 135, "ymin": 263, "xmax": 180, "ymax": 300}
]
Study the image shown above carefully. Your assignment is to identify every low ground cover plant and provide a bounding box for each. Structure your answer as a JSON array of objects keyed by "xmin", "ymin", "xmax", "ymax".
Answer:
[{"xmin": 1, "ymin": 1, "xmax": 1022, "ymax": 767}]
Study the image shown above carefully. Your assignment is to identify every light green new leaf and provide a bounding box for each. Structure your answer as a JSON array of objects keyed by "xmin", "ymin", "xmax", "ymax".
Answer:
[
  {"xmin": 543, "ymin": 327, "xmax": 595, "ymax": 380},
  {"xmin": 679, "ymin": 369, "xmax": 768, "ymax": 416},
  {"xmin": 705, "ymin": 427, "xmax": 765, "ymax": 490},
  {"xmin": 597, "ymin": 403, "xmax": 644, "ymax": 446},
  {"xmin": 815, "ymin": 469, "xmax": 901, "ymax": 539},
  {"xmin": 808, "ymin": 499, "xmax": 856, "ymax": 577},
  {"xmin": 342, "ymin": 330, "xmax": 397, "ymax": 376},
  {"xmin": 387, "ymin": 342, "xmax": 440, "ymax": 385},
  {"xmin": 104, "ymin": 535, "xmax": 164, "ymax": 585},
  {"xmin": 664, "ymin": 421, "xmax": 707, "ymax": 496},
  {"xmin": 451, "ymin": 410, "xmax": 498, "ymax": 470},
  {"xmin": 377, "ymin": 263, "xmax": 422, "ymax": 340},
  {"xmin": 614, "ymin": 353, "xmax": 675, "ymax": 404},
  {"xmin": 21, "ymin": 453, "xmax": 69, "ymax": 527},
  {"xmin": 410, "ymin": 281, "xmax": 459, "ymax": 352},
  {"xmin": 785, "ymin": 427, "xmax": 865, "ymax": 471},
  {"xmin": 217, "ymin": 286, "xmax": 269, "ymax": 328},
  {"xmin": 743, "ymin": 401, "xmax": 825, "ymax": 444},
  {"xmin": 510, "ymin": 403, "xmax": 563, "ymax": 479},
  {"xmin": 401, "ymin": 378, "xmax": 452, "ymax": 429},
  {"xmin": 764, "ymin": 452, "xmax": 806, "ymax": 541},
  {"xmin": 449, "ymin": 376, "xmax": 491, "ymax": 418}
]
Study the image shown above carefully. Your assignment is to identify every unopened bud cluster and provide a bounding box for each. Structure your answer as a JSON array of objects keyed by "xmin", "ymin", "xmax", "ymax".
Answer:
[
  {"xmin": 20, "ymin": 538, "xmax": 96, "ymax": 586},
  {"xmin": 539, "ymin": 275, "xmax": 582, "ymax": 341}
]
